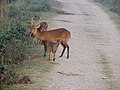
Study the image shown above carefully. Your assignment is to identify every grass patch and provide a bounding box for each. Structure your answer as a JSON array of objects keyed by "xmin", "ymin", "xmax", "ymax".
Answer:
[
  {"xmin": 16, "ymin": 58, "xmax": 52, "ymax": 75},
  {"xmin": 97, "ymin": 50, "xmax": 116, "ymax": 90},
  {"xmin": 40, "ymin": 12, "xmax": 56, "ymax": 21},
  {"xmin": 1, "ymin": 56, "xmax": 53, "ymax": 90},
  {"xmin": 89, "ymin": 0, "xmax": 120, "ymax": 30},
  {"xmin": 106, "ymin": 11, "xmax": 120, "ymax": 29}
]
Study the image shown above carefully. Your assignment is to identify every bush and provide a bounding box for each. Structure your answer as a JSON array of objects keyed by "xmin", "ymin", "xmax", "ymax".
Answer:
[
  {"xmin": 8, "ymin": 0, "xmax": 51, "ymax": 19},
  {"xmin": 0, "ymin": 19, "xmax": 31, "ymax": 85},
  {"xmin": 0, "ymin": 0, "xmax": 54, "ymax": 88}
]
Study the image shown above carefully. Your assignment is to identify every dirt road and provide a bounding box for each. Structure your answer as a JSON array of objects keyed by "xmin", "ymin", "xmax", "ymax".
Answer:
[{"xmin": 44, "ymin": 0, "xmax": 120, "ymax": 90}]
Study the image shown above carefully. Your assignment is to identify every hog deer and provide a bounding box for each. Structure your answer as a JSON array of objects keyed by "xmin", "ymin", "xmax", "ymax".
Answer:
[
  {"xmin": 31, "ymin": 17, "xmax": 48, "ymax": 57},
  {"xmin": 47, "ymin": 40, "xmax": 60, "ymax": 61},
  {"xmin": 30, "ymin": 22, "xmax": 71, "ymax": 59}
]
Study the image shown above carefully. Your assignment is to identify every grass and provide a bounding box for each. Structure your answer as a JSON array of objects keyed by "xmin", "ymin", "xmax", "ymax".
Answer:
[
  {"xmin": 97, "ymin": 50, "xmax": 116, "ymax": 90},
  {"xmin": 1, "ymin": 53, "xmax": 53, "ymax": 90},
  {"xmin": 88, "ymin": 0, "xmax": 120, "ymax": 30},
  {"xmin": 40, "ymin": 12, "xmax": 56, "ymax": 21},
  {"xmin": 106, "ymin": 11, "xmax": 120, "ymax": 29},
  {"xmin": 0, "ymin": 0, "xmax": 59, "ymax": 89}
]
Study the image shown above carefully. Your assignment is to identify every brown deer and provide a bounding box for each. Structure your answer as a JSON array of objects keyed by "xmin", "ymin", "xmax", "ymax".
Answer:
[
  {"xmin": 30, "ymin": 18, "xmax": 71, "ymax": 59},
  {"xmin": 47, "ymin": 39, "xmax": 60, "ymax": 61},
  {"xmin": 31, "ymin": 17, "xmax": 48, "ymax": 57}
]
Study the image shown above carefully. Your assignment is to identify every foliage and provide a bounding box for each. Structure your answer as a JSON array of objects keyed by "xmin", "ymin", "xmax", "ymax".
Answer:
[
  {"xmin": 0, "ymin": 19, "xmax": 31, "ymax": 85},
  {"xmin": 95, "ymin": 0, "xmax": 120, "ymax": 15},
  {"xmin": 1, "ymin": 20, "xmax": 26, "ymax": 61},
  {"xmin": 8, "ymin": 0, "xmax": 51, "ymax": 20},
  {"xmin": 0, "ymin": 0, "xmax": 54, "ymax": 88},
  {"xmin": 0, "ymin": 0, "xmax": 52, "ymax": 22}
]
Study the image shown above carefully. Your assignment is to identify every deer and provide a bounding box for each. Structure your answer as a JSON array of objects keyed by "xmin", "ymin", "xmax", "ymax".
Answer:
[
  {"xmin": 30, "ymin": 17, "xmax": 71, "ymax": 59},
  {"xmin": 31, "ymin": 16, "xmax": 48, "ymax": 57},
  {"xmin": 46, "ymin": 39, "xmax": 60, "ymax": 61}
]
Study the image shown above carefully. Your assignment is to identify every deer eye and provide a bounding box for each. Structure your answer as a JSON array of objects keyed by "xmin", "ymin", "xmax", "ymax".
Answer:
[{"xmin": 33, "ymin": 28, "xmax": 35, "ymax": 29}]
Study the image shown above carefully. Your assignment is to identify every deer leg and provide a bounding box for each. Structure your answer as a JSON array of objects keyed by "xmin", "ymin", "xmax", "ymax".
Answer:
[
  {"xmin": 53, "ymin": 53, "xmax": 56, "ymax": 61},
  {"xmin": 67, "ymin": 45, "xmax": 69, "ymax": 59},
  {"xmin": 43, "ymin": 42, "xmax": 47, "ymax": 57},
  {"xmin": 47, "ymin": 53, "xmax": 50, "ymax": 61},
  {"xmin": 60, "ymin": 43, "xmax": 66, "ymax": 58}
]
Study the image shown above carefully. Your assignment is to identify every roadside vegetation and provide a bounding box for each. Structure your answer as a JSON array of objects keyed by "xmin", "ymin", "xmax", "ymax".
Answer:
[
  {"xmin": 0, "ymin": 0, "xmax": 57, "ymax": 89},
  {"xmin": 94, "ymin": 0, "xmax": 120, "ymax": 15},
  {"xmin": 97, "ymin": 50, "xmax": 116, "ymax": 90},
  {"xmin": 93, "ymin": 0, "xmax": 120, "ymax": 29}
]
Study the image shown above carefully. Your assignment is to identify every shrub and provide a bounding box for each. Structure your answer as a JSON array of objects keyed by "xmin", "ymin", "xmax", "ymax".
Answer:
[
  {"xmin": 0, "ymin": 0, "xmax": 54, "ymax": 88},
  {"xmin": 0, "ymin": 19, "xmax": 31, "ymax": 85},
  {"xmin": 8, "ymin": 0, "xmax": 51, "ymax": 19}
]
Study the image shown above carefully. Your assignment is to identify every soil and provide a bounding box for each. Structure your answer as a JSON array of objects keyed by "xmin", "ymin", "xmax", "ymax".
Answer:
[{"xmin": 46, "ymin": 0, "xmax": 120, "ymax": 90}]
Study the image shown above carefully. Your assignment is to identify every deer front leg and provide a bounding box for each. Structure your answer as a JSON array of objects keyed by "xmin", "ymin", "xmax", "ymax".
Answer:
[
  {"xmin": 43, "ymin": 43, "xmax": 47, "ymax": 57},
  {"xmin": 47, "ymin": 53, "xmax": 50, "ymax": 61},
  {"xmin": 53, "ymin": 53, "xmax": 56, "ymax": 61}
]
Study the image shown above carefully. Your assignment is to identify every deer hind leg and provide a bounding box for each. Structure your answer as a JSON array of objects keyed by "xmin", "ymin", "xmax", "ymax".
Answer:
[
  {"xmin": 60, "ymin": 42, "xmax": 69, "ymax": 59},
  {"xmin": 67, "ymin": 45, "xmax": 69, "ymax": 59},
  {"xmin": 53, "ymin": 53, "xmax": 56, "ymax": 61},
  {"xmin": 47, "ymin": 52, "xmax": 50, "ymax": 61},
  {"xmin": 60, "ymin": 43, "xmax": 66, "ymax": 58}
]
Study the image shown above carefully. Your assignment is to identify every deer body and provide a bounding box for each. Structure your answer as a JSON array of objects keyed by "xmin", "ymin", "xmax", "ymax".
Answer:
[
  {"xmin": 34, "ymin": 28, "xmax": 70, "ymax": 41},
  {"xmin": 30, "ymin": 27, "xmax": 71, "ymax": 59},
  {"xmin": 30, "ymin": 17, "xmax": 71, "ymax": 59}
]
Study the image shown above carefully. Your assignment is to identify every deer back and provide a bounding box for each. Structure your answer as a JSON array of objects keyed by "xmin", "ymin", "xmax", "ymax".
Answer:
[{"xmin": 38, "ymin": 28, "xmax": 71, "ymax": 42}]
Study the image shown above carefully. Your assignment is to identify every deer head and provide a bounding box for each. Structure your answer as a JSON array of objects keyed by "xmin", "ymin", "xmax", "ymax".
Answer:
[{"xmin": 30, "ymin": 16, "xmax": 41, "ymax": 38}]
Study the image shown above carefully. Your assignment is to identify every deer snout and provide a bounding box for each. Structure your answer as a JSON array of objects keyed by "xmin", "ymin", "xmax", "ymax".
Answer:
[{"xmin": 29, "ymin": 32, "xmax": 35, "ymax": 38}]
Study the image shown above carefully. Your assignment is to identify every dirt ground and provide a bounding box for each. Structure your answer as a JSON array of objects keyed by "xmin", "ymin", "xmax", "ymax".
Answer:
[
  {"xmin": 46, "ymin": 0, "xmax": 120, "ymax": 90},
  {"xmin": 22, "ymin": 0, "xmax": 120, "ymax": 90}
]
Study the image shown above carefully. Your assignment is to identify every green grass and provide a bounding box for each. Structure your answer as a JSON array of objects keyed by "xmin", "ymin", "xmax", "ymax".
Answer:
[
  {"xmin": 97, "ymin": 50, "xmax": 116, "ymax": 90},
  {"xmin": 106, "ymin": 11, "xmax": 120, "ymax": 29},
  {"xmin": 0, "ymin": 0, "xmax": 59, "ymax": 89},
  {"xmin": 1, "ymin": 55, "xmax": 53, "ymax": 90},
  {"xmin": 0, "ymin": 11, "xmax": 57, "ymax": 90},
  {"xmin": 89, "ymin": 0, "xmax": 120, "ymax": 30},
  {"xmin": 16, "ymin": 58, "xmax": 52, "ymax": 75}
]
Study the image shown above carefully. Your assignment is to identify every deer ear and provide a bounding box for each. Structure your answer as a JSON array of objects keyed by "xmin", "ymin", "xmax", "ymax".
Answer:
[
  {"xmin": 35, "ymin": 16, "xmax": 41, "ymax": 25},
  {"xmin": 31, "ymin": 17, "xmax": 34, "ymax": 25},
  {"xmin": 36, "ymin": 24, "xmax": 40, "ymax": 29}
]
